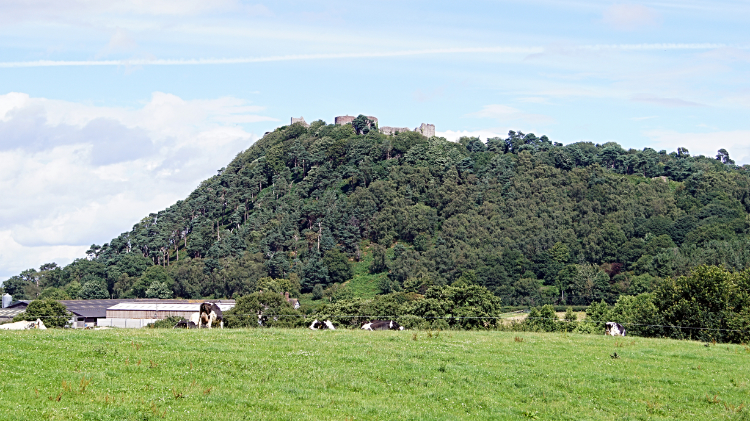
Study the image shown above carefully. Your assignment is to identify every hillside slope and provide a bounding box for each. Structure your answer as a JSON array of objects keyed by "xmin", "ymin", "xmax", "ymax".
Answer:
[{"xmin": 5, "ymin": 118, "xmax": 750, "ymax": 307}]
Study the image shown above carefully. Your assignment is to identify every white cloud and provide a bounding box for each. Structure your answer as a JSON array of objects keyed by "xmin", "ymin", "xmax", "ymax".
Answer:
[
  {"xmin": 99, "ymin": 27, "xmax": 138, "ymax": 57},
  {"xmin": 0, "ymin": 92, "xmax": 273, "ymax": 279},
  {"xmin": 631, "ymin": 94, "xmax": 706, "ymax": 107},
  {"xmin": 602, "ymin": 4, "xmax": 661, "ymax": 30},
  {"xmin": 644, "ymin": 129, "xmax": 750, "ymax": 164},
  {"xmin": 468, "ymin": 104, "xmax": 555, "ymax": 125},
  {"xmin": 0, "ymin": 0, "xmax": 265, "ymax": 23}
]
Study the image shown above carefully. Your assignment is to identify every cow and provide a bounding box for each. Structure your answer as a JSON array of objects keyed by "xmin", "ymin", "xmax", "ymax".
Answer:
[
  {"xmin": 173, "ymin": 318, "xmax": 198, "ymax": 329},
  {"xmin": 605, "ymin": 322, "xmax": 626, "ymax": 336},
  {"xmin": 189, "ymin": 312, "xmax": 203, "ymax": 327},
  {"xmin": 199, "ymin": 302, "xmax": 224, "ymax": 329},
  {"xmin": 0, "ymin": 318, "xmax": 46, "ymax": 330},
  {"xmin": 309, "ymin": 319, "xmax": 335, "ymax": 330},
  {"xmin": 361, "ymin": 320, "xmax": 404, "ymax": 331}
]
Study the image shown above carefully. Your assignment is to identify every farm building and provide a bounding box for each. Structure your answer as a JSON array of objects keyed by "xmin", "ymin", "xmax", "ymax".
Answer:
[
  {"xmin": 0, "ymin": 307, "xmax": 26, "ymax": 323},
  {"xmin": 0, "ymin": 300, "xmax": 30, "ymax": 323},
  {"xmin": 60, "ymin": 300, "xmax": 140, "ymax": 328},
  {"xmin": 98, "ymin": 300, "xmax": 235, "ymax": 328}
]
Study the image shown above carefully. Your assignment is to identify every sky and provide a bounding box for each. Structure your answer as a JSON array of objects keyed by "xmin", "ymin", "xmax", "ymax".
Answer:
[{"xmin": 0, "ymin": 0, "xmax": 749, "ymax": 281}]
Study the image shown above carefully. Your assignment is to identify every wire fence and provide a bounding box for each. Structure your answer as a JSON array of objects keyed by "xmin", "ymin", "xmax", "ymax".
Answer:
[{"xmin": 7, "ymin": 311, "xmax": 749, "ymax": 334}]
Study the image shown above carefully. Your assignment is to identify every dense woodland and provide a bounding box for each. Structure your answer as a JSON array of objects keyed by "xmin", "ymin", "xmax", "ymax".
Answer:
[{"xmin": 4, "ymin": 117, "xmax": 750, "ymax": 340}]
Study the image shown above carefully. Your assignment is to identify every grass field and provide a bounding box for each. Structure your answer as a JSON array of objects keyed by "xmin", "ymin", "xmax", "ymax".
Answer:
[{"xmin": 2, "ymin": 329, "xmax": 749, "ymax": 420}]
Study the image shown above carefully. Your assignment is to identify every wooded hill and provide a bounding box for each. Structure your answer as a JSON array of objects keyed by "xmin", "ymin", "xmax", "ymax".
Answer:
[{"xmin": 5, "ymin": 118, "xmax": 750, "ymax": 308}]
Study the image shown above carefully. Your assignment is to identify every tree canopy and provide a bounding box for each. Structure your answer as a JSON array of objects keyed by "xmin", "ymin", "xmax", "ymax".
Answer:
[{"xmin": 5, "ymin": 120, "xmax": 750, "ymax": 312}]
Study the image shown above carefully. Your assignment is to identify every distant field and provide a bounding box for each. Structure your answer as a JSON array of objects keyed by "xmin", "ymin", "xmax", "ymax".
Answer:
[{"xmin": 1, "ymin": 329, "xmax": 749, "ymax": 420}]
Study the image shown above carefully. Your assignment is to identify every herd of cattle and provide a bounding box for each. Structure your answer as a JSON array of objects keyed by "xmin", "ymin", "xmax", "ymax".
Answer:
[
  {"xmin": 166, "ymin": 303, "xmax": 626, "ymax": 335},
  {"xmin": 171, "ymin": 306, "xmax": 628, "ymax": 336},
  {"xmin": 308, "ymin": 319, "xmax": 405, "ymax": 331}
]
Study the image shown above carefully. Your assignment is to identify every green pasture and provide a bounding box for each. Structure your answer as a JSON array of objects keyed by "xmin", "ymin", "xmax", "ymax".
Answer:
[{"xmin": 1, "ymin": 329, "xmax": 749, "ymax": 420}]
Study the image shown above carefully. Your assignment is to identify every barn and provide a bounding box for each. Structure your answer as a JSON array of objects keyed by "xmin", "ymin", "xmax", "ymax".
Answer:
[{"xmin": 98, "ymin": 301, "xmax": 235, "ymax": 328}]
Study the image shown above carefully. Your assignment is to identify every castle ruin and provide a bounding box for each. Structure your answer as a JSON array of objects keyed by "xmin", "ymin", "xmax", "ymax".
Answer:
[
  {"xmin": 290, "ymin": 117, "xmax": 310, "ymax": 128},
  {"xmin": 414, "ymin": 123, "xmax": 435, "ymax": 138},
  {"xmin": 290, "ymin": 114, "xmax": 435, "ymax": 138},
  {"xmin": 334, "ymin": 115, "xmax": 378, "ymax": 127},
  {"xmin": 379, "ymin": 126, "xmax": 411, "ymax": 136}
]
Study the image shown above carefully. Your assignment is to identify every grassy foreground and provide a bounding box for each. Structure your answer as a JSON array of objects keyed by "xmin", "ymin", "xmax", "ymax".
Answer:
[{"xmin": 1, "ymin": 329, "xmax": 749, "ymax": 420}]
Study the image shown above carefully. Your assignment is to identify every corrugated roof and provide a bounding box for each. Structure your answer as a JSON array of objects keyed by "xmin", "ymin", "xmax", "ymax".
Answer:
[
  {"xmin": 0, "ymin": 308, "xmax": 25, "ymax": 318},
  {"xmin": 106, "ymin": 302, "xmax": 234, "ymax": 312},
  {"xmin": 1, "ymin": 299, "xmax": 237, "ymax": 319}
]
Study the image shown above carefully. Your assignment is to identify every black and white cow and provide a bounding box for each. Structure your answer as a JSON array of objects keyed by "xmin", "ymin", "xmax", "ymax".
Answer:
[
  {"xmin": 173, "ymin": 318, "xmax": 198, "ymax": 329},
  {"xmin": 199, "ymin": 302, "xmax": 224, "ymax": 329},
  {"xmin": 309, "ymin": 319, "xmax": 336, "ymax": 330},
  {"xmin": 605, "ymin": 322, "xmax": 626, "ymax": 336},
  {"xmin": 361, "ymin": 320, "xmax": 404, "ymax": 331}
]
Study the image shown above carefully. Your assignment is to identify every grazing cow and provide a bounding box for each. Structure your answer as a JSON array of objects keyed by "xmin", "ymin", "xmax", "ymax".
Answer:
[
  {"xmin": 199, "ymin": 302, "xmax": 224, "ymax": 329},
  {"xmin": 361, "ymin": 320, "xmax": 404, "ymax": 331},
  {"xmin": 309, "ymin": 319, "xmax": 336, "ymax": 330},
  {"xmin": 605, "ymin": 322, "xmax": 626, "ymax": 336},
  {"xmin": 173, "ymin": 318, "xmax": 198, "ymax": 329}
]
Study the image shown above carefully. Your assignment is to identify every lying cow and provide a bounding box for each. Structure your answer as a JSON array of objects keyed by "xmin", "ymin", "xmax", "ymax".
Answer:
[
  {"xmin": 605, "ymin": 322, "xmax": 626, "ymax": 336},
  {"xmin": 199, "ymin": 302, "xmax": 224, "ymax": 329},
  {"xmin": 173, "ymin": 318, "xmax": 198, "ymax": 329},
  {"xmin": 309, "ymin": 319, "xmax": 335, "ymax": 330},
  {"xmin": 361, "ymin": 320, "xmax": 404, "ymax": 331},
  {"xmin": 0, "ymin": 318, "xmax": 47, "ymax": 330}
]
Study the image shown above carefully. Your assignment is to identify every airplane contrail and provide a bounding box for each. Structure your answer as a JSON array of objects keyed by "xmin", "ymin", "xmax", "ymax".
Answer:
[{"xmin": 0, "ymin": 44, "xmax": 735, "ymax": 68}]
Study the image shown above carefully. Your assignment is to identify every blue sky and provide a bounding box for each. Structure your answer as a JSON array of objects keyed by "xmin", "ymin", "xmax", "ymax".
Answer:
[{"xmin": 0, "ymin": 0, "xmax": 749, "ymax": 280}]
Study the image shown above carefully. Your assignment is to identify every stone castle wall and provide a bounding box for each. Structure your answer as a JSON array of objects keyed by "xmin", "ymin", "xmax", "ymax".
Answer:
[
  {"xmin": 335, "ymin": 115, "xmax": 355, "ymax": 125},
  {"xmin": 335, "ymin": 115, "xmax": 379, "ymax": 127},
  {"xmin": 415, "ymin": 123, "xmax": 435, "ymax": 138},
  {"xmin": 291, "ymin": 117, "xmax": 309, "ymax": 127},
  {"xmin": 300, "ymin": 114, "xmax": 435, "ymax": 137},
  {"xmin": 380, "ymin": 126, "xmax": 411, "ymax": 136}
]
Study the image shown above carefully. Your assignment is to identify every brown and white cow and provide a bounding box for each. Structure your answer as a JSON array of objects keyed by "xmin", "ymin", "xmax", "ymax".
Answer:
[
  {"xmin": 199, "ymin": 302, "xmax": 224, "ymax": 329},
  {"xmin": 361, "ymin": 320, "xmax": 404, "ymax": 331}
]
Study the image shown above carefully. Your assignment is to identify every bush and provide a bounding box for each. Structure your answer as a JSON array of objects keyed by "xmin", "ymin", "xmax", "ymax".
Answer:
[
  {"xmin": 654, "ymin": 265, "xmax": 750, "ymax": 343},
  {"xmin": 13, "ymin": 299, "xmax": 71, "ymax": 328},
  {"xmin": 525, "ymin": 305, "xmax": 558, "ymax": 332},
  {"xmin": 397, "ymin": 315, "xmax": 426, "ymax": 330},
  {"xmin": 609, "ymin": 293, "xmax": 660, "ymax": 337},
  {"xmin": 148, "ymin": 316, "xmax": 184, "ymax": 328},
  {"xmin": 224, "ymin": 291, "xmax": 302, "ymax": 328}
]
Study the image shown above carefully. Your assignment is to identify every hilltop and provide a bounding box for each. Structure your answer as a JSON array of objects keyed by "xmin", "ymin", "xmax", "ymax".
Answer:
[{"xmin": 4, "ymin": 116, "xmax": 750, "ymax": 313}]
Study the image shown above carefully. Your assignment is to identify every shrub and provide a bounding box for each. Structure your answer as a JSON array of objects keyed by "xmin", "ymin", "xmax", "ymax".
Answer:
[
  {"xmin": 525, "ymin": 305, "xmax": 558, "ymax": 332},
  {"xmin": 397, "ymin": 315, "xmax": 426, "ymax": 330},
  {"xmin": 224, "ymin": 291, "xmax": 302, "ymax": 328},
  {"xmin": 13, "ymin": 299, "xmax": 71, "ymax": 328},
  {"xmin": 148, "ymin": 316, "xmax": 183, "ymax": 329},
  {"xmin": 609, "ymin": 293, "xmax": 660, "ymax": 337}
]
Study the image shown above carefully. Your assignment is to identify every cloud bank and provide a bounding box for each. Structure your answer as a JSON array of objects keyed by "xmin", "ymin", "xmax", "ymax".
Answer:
[{"xmin": 0, "ymin": 92, "xmax": 271, "ymax": 279}]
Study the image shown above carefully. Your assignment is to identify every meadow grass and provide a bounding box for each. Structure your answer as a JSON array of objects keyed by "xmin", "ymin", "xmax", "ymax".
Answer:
[{"xmin": 1, "ymin": 329, "xmax": 749, "ymax": 420}]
